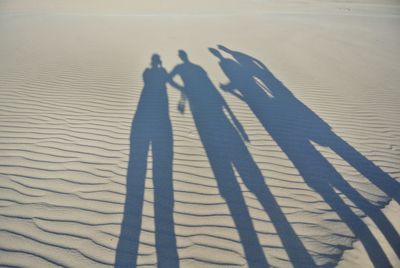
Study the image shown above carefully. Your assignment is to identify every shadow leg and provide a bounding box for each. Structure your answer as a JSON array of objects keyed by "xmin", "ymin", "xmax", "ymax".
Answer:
[
  {"xmin": 329, "ymin": 134, "xmax": 400, "ymax": 203},
  {"xmin": 234, "ymin": 151, "xmax": 316, "ymax": 268},
  {"xmin": 209, "ymin": 152, "xmax": 269, "ymax": 268},
  {"xmin": 152, "ymin": 134, "xmax": 179, "ymax": 268},
  {"xmin": 115, "ymin": 136, "xmax": 150, "ymax": 268},
  {"xmin": 287, "ymin": 141, "xmax": 392, "ymax": 267},
  {"xmin": 331, "ymin": 175, "xmax": 400, "ymax": 258}
]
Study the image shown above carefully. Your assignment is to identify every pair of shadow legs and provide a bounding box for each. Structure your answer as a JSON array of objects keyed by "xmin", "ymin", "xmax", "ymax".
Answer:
[
  {"xmin": 210, "ymin": 45, "xmax": 400, "ymax": 267},
  {"xmin": 279, "ymin": 136, "xmax": 398, "ymax": 267},
  {"xmin": 200, "ymin": 122, "xmax": 315, "ymax": 267},
  {"xmin": 242, "ymin": 82, "xmax": 399, "ymax": 266},
  {"xmin": 116, "ymin": 132, "xmax": 177, "ymax": 268},
  {"xmin": 116, "ymin": 58, "xmax": 178, "ymax": 268}
]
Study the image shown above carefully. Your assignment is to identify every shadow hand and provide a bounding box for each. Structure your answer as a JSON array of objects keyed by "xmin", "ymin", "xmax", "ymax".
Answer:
[{"xmin": 178, "ymin": 98, "xmax": 186, "ymax": 114}]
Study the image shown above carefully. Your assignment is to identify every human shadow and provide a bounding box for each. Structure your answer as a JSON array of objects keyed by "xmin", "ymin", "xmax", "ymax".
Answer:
[
  {"xmin": 210, "ymin": 45, "xmax": 400, "ymax": 267},
  {"xmin": 169, "ymin": 50, "xmax": 316, "ymax": 267},
  {"xmin": 115, "ymin": 54, "xmax": 179, "ymax": 268}
]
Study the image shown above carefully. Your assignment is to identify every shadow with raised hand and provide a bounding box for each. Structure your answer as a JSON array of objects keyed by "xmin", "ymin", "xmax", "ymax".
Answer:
[
  {"xmin": 210, "ymin": 45, "xmax": 400, "ymax": 267},
  {"xmin": 116, "ymin": 54, "xmax": 179, "ymax": 268},
  {"xmin": 169, "ymin": 50, "xmax": 316, "ymax": 268}
]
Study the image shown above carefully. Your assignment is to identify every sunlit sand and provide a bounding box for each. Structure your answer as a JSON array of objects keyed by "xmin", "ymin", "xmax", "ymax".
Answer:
[{"xmin": 0, "ymin": 0, "xmax": 399, "ymax": 267}]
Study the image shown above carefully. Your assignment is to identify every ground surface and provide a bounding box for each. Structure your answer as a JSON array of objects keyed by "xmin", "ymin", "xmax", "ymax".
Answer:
[{"xmin": 0, "ymin": 0, "xmax": 399, "ymax": 267}]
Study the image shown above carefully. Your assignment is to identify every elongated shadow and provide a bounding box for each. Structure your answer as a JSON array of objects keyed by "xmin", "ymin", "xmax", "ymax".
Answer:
[
  {"xmin": 115, "ymin": 54, "xmax": 178, "ymax": 268},
  {"xmin": 169, "ymin": 50, "xmax": 315, "ymax": 267},
  {"xmin": 210, "ymin": 45, "xmax": 400, "ymax": 267}
]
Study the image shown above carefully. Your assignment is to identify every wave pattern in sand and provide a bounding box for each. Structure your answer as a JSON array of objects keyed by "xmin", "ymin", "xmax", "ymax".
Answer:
[{"xmin": 1, "ymin": 5, "xmax": 400, "ymax": 268}]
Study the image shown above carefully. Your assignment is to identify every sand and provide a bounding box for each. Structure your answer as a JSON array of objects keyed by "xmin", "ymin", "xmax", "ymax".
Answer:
[{"xmin": 0, "ymin": 0, "xmax": 399, "ymax": 267}]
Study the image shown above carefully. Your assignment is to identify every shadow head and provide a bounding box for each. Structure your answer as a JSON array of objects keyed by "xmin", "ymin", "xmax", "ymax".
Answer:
[
  {"xmin": 178, "ymin": 50, "xmax": 189, "ymax": 63},
  {"xmin": 209, "ymin": 48, "xmax": 223, "ymax": 59},
  {"xmin": 217, "ymin": 44, "xmax": 231, "ymax": 53},
  {"xmin": 151, "ymin": 54, "xmax": 162, "ymax": 68}
]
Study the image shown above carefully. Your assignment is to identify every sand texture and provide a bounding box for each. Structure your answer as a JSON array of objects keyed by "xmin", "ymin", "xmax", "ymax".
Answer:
[{"xmin": 0, "ymin": 0, "xmax": 399, "ymax": 267}]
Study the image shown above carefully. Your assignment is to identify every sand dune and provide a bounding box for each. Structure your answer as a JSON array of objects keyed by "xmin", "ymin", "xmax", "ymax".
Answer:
[{"xmin": 0, "ymin": 0, "xmax": 399, "ymax": 267}]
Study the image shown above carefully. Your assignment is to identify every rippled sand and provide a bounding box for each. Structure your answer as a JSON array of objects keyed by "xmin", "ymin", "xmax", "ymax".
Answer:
[{"xmin": 0, "ymin": 0, "xmax": 399, "ymax": 267}]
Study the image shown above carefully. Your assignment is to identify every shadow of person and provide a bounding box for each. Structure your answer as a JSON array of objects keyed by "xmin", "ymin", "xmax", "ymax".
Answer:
[
  {"xmin": 115, "ymin": 54, "xmax": 178, "ymax": 268},
  {"xmin": 169, "ymin": 50, "xmax": 316, "ymax": 267},
  {"xmin": 210, "ymin": 45, "xmax": 400, "ymax": 267}
]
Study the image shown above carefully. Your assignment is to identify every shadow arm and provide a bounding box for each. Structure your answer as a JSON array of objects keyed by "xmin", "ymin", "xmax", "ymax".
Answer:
[
  {"xmin": 223, "ymin": 100, "xmax": 249, "ymax": 142},
  {"xmin": 168, "ymin": 68, "xmax": 184, "ymax": 91},
  {"xmin": 220, "ymin": 82, "xmax": 245, "ymax": 101},
  {"xmin": 177, "ymin": 92, "xmax": 187, "ymax": 113},
  {"xmin": 220, "ymin": 81, "xmax": 235, "ymax": 92}
]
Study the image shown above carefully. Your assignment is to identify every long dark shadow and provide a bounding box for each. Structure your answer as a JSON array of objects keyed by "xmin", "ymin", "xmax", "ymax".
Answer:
[
  {"xmin": 169, "ymin": 50, "xmax": 316, "ymax": 268},
  {"xmin": 210, "ymin": 45, "xmax": 400, "ymax": 266},
  {"xmin": 116, "ymin": 54, "xmax": 178, "ymax": 268}
]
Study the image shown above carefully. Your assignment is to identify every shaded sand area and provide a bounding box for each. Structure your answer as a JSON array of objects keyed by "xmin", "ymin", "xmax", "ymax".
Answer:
[{"xmin": 0, "ymin": 0, "xmax": 400, "ymax": 267}]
